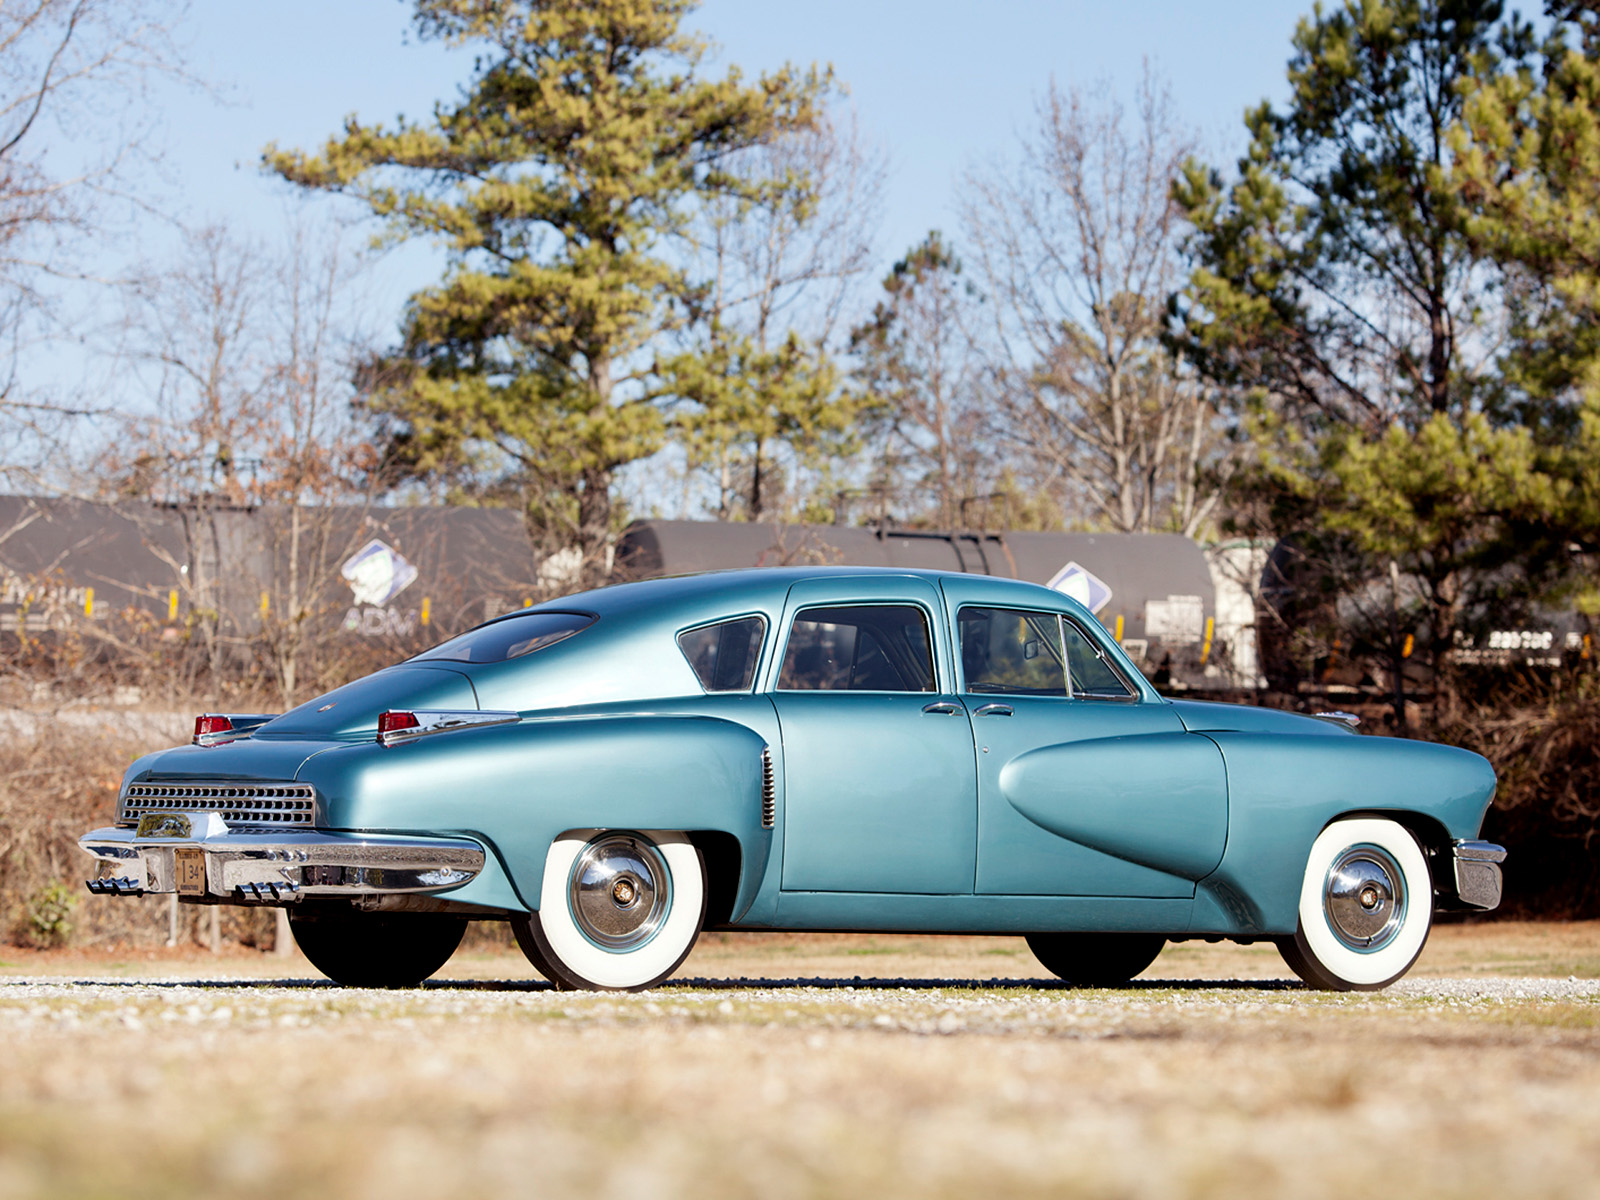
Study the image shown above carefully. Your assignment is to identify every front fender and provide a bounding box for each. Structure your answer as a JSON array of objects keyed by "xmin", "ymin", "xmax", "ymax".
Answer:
[
  {"xmin": 299, "ymin": 714, "xmax": 772, "ymax": 917},
  {"xmin": 1193, "ymin": 733, "xmax": 1497, "ymax": 935}
]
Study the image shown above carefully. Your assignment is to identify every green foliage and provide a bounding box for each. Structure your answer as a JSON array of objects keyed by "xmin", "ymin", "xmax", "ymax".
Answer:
[
  {"xmin": 1175, "ymin": 0, "xmax": 1562, "ymax": 702},
  {"xmin": 20, "ymin": 880, "xmax": 77, "ymax": 949},
  {"xmin": 661, "ymin": 326, "xmax": 860, "ymax": 521},
  {"xmin": 1175, "ymin": 0, "xmax": 1526, "ymax": 429},
  {"xmin": 1444, "ymin": 11, "xmax": 1600, "ymax": 621},
  {"xmin": 267, "ymin": 0, "xmax": 826, "ymax": 569},
  {"xmin": 1316, "ymin": 413, "xmax": 1556, "ymax": 559}
]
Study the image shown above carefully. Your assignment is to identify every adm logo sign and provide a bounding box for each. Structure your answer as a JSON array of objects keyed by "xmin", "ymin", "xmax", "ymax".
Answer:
[{"xmin": 340, "ymin": 539, "xmax": 419, "ymax": 637}]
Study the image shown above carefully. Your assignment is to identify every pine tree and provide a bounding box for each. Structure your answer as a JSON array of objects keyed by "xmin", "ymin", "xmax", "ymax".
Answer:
[
  {"xmin": 1173, "ymin": 0, "xmax": 1543, "ymax": 716},
  {"xmin": 267, "ymin": 0, "xmax": 824, "ymax": 576}
]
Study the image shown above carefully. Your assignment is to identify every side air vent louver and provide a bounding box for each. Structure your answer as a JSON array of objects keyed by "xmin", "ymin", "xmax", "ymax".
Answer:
[
  {"xmin": 118, "ymin": 782, "xmax": 316, "ymax": 828},
  {"xmin": 760, "ymin": 747, "xmax": 775, "ymax": 829}
]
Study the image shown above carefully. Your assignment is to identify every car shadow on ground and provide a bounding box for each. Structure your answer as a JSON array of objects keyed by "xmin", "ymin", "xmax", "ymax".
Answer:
[{"xmin": 13, "ymin": 975, "xmax": 1306, "ymax": 992}]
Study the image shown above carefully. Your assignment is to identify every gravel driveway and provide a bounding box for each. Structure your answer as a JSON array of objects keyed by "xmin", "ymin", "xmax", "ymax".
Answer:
[{"xmin": 2, "ymin": 959, "xmax": 1597, "ymax": 1200}]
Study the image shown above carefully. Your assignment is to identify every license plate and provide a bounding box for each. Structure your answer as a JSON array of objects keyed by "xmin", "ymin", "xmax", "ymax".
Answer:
[{"xmin": 174, "ymin": 849, "xmax": 206, "ymax": 896}]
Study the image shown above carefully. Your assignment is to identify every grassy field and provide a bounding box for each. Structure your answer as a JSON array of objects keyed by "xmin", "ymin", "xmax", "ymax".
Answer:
[{"xmin": 2, "ymin": 923, "xmax": 1597, "ymax": 1200}]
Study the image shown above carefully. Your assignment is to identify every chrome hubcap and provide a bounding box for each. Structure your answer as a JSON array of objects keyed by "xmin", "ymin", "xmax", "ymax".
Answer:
[
  {"xmin": 1324, "ymin": 845, "xmax": 1406, "ymax": 951},
  {"xmin": 569, "ymin": 835, "xmax": 670, "ymax": 950}
]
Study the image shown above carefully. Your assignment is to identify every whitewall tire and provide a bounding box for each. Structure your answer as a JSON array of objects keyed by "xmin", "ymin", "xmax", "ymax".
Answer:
[
  {"xmin": 1277, "ymin": 817, "xmax": 1432, "ymax": 991},
  {"xmin": 514, "ymin": 829, "xmax": 705, "ymax": 991}
]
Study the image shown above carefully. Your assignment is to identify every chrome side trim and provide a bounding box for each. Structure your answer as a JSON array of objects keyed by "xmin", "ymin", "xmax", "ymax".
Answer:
[
  {"xmin": 1452, "ymin": 839, "xmax": 1507, "ymax": 910},
  {"xmin": 378, "ymin": 709, "xmax": 521, "ymax": 747},
  {"xmin": 760, "ymin": 746, "xmax": 775, "ymax": 829},
  {"xmin": 79, "ymin": 824, "xmax": 486, "ymax": 904},
  {"xmin": 1313, "ymin": 711, "xmax": 1362, "ymax": 727}
]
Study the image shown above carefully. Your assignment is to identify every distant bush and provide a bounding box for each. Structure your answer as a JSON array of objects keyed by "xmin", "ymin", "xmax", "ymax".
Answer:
[
  {"xmin": 1437, "ymin": 676, "xmax": 1600, "ymax": 918},
  {"xmin": 18, "ymin": 880, "xmax": 78, "ymax": 948}
]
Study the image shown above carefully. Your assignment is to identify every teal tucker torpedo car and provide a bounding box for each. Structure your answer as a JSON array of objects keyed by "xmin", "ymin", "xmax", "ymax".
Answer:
[{"xmin": 80, "ymin": 568, "xmax": 1506, "ymax": 992}]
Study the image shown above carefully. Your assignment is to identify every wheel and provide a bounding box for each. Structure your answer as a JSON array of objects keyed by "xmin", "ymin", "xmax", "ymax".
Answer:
[
  {"xmin": 289, "ymin": 910, "xmax": 466, "ymax": 987},
  {"xmin": 512, "ymin": 830, "xmax": 706, "ymax": 991},
  {"xmin": 1275, "ymin": 817, "xmax": 1432, "ymax": 991},
  {"xmin": 514, "ymin": 922, "xmax": 562, "ymax": 985},
  {"xmin": 1025, "ymin": 932, "xmax": 1166, "ymax": 985}
]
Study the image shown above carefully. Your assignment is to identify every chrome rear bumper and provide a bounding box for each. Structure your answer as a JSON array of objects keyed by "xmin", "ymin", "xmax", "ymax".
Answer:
[
  {"xmin": 1452, "ymin": 839, "xmax": 1507, "ymax": 910},
  {"xmin": 79, "ymin": 818, "xmax": 485, "ymax": 904}
]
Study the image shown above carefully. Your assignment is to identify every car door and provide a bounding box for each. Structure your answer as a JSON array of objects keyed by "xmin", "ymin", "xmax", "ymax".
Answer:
[
  {"xmin": 940, "ymin": 578, "xmax": 1228, "ymax": 898},
  {"xmin": 771, "ymin": 576, "xmax": 979, "ymax": 894}
]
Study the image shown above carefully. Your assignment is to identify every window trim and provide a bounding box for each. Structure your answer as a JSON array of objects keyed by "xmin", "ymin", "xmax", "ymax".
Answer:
[
  {"xmin": 675, "ymin": 613, "xmax": 770, "ymax": 694},
  {"xmin": 773, "ymin": 601, "xmax": 941, "ymax": 694},
  {"xmin": 954, "ymin": 603, "xmax": 1139, "ymax": 702},
  {"xmin": 1060, "ymin": 613, "xmax": 1140, "ymax": 702},
  {"xmin": 954, "ymin": 603, "xmax": 1069, "ymax": 698}
]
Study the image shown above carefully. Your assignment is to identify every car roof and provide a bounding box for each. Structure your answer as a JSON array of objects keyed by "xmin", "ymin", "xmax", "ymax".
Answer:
[{"xmin": 510, "ymin": 566, "xmax": 1084, "ymax": 625}]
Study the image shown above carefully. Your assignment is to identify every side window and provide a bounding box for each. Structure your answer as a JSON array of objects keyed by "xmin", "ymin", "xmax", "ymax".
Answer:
[
  {"xmin": 958, "ymin": 607, "xmax": 1068, "ymax": 695},
  {"xmin": 1062, "ymin": 619, "xmax": 1135, "ymax": 699},
  {"xmin": 777, "ymin": 605, "xmax": 936, "ymax": 693},
  {"xmin": 677, "ymin": 616, "xmax": 767, "ymax": 692}
]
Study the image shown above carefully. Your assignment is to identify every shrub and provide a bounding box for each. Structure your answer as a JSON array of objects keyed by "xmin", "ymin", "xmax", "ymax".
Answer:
[{"xmin": 19, "ymin": 880, "xmax": 78, "ymax": 948}]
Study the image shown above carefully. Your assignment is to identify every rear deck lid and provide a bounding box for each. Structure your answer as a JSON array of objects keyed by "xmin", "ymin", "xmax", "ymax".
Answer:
[{"xmin": 254, "ymin": 665, "xmax": 478, "ymax": 740}]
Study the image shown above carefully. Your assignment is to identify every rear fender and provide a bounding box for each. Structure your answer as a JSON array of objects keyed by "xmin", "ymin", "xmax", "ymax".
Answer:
[{"xmin": 301, "ymin": 715, "xmax": 772, "ymax": 918}]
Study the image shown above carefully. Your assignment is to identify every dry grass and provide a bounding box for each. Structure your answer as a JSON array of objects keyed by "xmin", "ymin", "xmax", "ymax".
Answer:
[{"xmin": 2, "ymin": 926, "xmax": 1598, "ymax": 1200}]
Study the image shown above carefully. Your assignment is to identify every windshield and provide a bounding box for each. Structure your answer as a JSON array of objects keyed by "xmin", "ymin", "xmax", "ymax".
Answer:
[{"xmin": 411, "ymin": 611, "xmax": 596, "ymax": 664}]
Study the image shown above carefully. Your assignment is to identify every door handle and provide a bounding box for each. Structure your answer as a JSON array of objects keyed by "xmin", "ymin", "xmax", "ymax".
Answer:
[
  {"xmin": 974, "ymin": 703, "xmax": 1013, "ymax": 717},
  {"xmin": 922, "ymin": 701, "xmax": 961, "ymax": 715}
]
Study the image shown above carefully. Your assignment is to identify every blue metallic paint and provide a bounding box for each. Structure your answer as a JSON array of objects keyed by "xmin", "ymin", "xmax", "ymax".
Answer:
[
  {"xmin": 1191, "ymin": 733, "xmax": 1496, "ymax": 934},
  {"xmin": 972, "ymin": 699, "xmax": 1217, "ymax": 898},
  {"xmin": 998, "ymin": 731, "xmax": 1228, "ymax": 884},
  {"xmin": 300, "ymin": 713, "xmax": 771, "ymax": 916},
  {"xmin": 112, "ymin": 566, "xmax": 1499, "ymax": 942}
]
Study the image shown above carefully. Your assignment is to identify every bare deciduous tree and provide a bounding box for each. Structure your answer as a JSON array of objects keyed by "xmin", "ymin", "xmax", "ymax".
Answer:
[
  {"xmin": 97, "ymin": 217, "xmax": 384, "ymax": 706},
  {"xmin": 0, "ymin": 0, "xmax": 187, "ymax": 469},
  {"xmin": 849, "ymin": 231, "xmax": 992, "ymax": 530},
  {"xmin": 670, "ymin": 109, "xmax": 884, "ymax": 521},
  {"xmin": 964, "ymin": 69, "xmax": 1230, "ymax": 535}
]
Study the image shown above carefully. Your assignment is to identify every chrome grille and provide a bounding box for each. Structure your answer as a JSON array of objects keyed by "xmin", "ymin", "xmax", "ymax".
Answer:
[
  {"xmin": 118, "ymin": 782, "xmax": 316, "ymax": 828},
  {"xmin": 760, "ymin": 747, "xmax": 775, "ymax": 829}
]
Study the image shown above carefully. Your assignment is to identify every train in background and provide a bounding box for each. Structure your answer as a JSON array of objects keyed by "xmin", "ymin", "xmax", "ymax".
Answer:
[
  {"xmin": 0, "ymin": 495, "xmax": 545, "ymax": 655},
  {"xmin": 1, "ymin": 495, "xmax": 1576, "ymax": 698}
]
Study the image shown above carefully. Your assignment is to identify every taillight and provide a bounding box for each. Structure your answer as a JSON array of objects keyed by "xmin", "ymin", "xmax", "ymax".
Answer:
[
  {"xmin": 376, "ymin": 709, "xmax": 520, "ymax": 746},
  {"xmin": 194, "ymin": 715, "xmax": 233, "ymax": 744},
  {"xmin": 377, "ymin": 711, "xmax": 421, "ymax": 737}
]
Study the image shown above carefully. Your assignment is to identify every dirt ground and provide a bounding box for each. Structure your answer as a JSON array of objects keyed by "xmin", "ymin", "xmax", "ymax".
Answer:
[{"xmin": 2, "ymin": 922, "xmax": 1598, "ymax": 1200}]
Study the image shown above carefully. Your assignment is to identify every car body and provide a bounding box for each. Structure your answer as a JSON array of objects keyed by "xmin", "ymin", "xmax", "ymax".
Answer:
[{"xmin": 80, "ymin": 567, "xmax": 1505, "ymax": 991}]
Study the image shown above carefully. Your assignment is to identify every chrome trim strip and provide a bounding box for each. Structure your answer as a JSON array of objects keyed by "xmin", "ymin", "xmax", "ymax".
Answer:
[
  {"xmin": 378, "ymin": 709, "xmax": 521, "ymax": 747},
  {"xmin": 79, "ymin": 824, "xmax": 486, "ymax": 903},
  {"xmin": 1451, "ymin": 839, "xmax": 1507, "ymax": 910},
  {"xmin": 1313, "ymin": 711, "xmax": 1362, "ymax": 727},
  {"xmin": 760, "ymin": 746, "xmax": 775, "ymax": 829}
]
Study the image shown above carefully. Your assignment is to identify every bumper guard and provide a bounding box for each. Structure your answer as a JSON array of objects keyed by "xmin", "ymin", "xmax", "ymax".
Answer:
[{"xmin": 1451, "ymin": 839, "xmax": 1507, "ymax": 910}]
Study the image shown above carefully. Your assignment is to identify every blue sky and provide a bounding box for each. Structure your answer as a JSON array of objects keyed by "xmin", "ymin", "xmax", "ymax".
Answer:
[{"xmin": 135, "ymin": 0, "xmax": 1312, "ymax": 323}]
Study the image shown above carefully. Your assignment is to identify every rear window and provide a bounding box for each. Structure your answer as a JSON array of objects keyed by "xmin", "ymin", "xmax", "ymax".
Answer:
[
  {"xmin": 678, "ymin": 616, "xmax": 767, "ymax": 692},
  {"xmin": 412, "ymin": 611, "xmax": 596, "ymax": 664}
]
